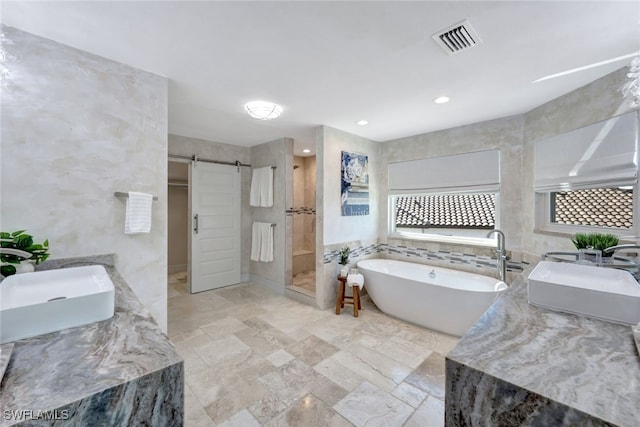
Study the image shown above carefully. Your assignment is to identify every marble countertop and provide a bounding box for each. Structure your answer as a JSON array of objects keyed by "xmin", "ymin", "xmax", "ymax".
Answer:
[
  {"xmin": 0, "ymin": 255, "xmax": 182, "ymax": 426},
  {"xmin": 447, "ymin": 262, "xmax": 640, "ymax": 427},
  {"xmin": 0, "ymin": 343, "xmax": 13, "ymax": 383}
]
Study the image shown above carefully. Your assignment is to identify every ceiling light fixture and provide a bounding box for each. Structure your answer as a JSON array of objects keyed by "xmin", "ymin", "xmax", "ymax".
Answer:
[
  {"xmin": 244, "ymin": 100, "xmax": 283, "ymax": 120},
  {"xmin": 302, "ymin": 149, "xmax": 311, "ymax": 153},
  {"xmin": 357, "ymin": 120, "xmax": 368, "ymax": 126},
  {"xmin": 434, "ymin": 96, "xmax": 450, "ymax": 104}
]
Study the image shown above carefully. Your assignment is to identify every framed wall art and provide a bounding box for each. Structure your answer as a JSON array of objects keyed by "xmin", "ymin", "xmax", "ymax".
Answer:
[{"xmin": 341, "ymin": 151, "xmax": 369, "ymax": 216}]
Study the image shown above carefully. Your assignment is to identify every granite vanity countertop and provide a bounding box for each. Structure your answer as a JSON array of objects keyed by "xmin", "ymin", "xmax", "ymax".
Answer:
[
  {"xmin": 447, "ymin": 262, "xmax": 640, "ymax": 427},
  {"xmin": 0, "ymin": 255, "xmax": 183, "ymax": 426}
]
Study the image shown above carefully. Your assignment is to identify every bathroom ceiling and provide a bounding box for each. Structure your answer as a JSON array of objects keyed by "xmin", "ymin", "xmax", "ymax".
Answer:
[{"xmin": 2, "ymin": 1, "xmax": 639, "ymax": 156}]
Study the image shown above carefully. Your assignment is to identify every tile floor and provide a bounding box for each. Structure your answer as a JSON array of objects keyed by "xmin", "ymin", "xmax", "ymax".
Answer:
[
  {"xmin": 167, "ymin": 273, "xmax": 459, "ymax": 426},
  {"xmin": 290, "ymin": 270, "xmax": 316, "ymax": 296}
]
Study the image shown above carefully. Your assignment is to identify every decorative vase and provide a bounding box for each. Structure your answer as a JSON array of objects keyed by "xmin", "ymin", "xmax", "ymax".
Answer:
[
  {"xmin": 578, "ymin": 247, "xmax": 602, "ymax": 265},
  {"xmin": 339, "ymin": 265, "xmax": 349, "ymax": 277}
]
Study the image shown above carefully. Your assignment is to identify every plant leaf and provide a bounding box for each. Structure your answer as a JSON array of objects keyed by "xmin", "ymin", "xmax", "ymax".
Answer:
[
  {"xmin": 1, "ymin": 264, "xmax": 16, "ymax": 276},
  {"xmin": 14, "ymin": 235, "xmax": 33, "ymax": 249}
]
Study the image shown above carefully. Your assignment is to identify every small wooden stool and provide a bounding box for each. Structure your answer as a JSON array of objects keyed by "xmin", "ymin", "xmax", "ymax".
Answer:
[{"xmin": 335, "ymin": 275, "xmax": 362, "ymax": 317}]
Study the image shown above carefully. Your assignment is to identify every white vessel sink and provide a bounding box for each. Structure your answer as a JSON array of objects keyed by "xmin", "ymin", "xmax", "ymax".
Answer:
[
  {"xmin": 0, "ymin": 265, "xmax": 115, "ymax": 344},
  {"xmin": 528, "ymin": 261, "xmax": 640, "ymax": 325}
]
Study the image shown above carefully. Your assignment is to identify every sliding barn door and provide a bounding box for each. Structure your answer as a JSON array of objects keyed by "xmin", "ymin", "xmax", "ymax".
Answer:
[{"xmin": 190, "ymin": 161, "xmax": 241, "ymax": 293}]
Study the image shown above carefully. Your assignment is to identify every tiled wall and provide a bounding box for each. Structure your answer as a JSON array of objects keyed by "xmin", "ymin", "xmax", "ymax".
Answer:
[
  {"xmin": 316, "ymin": 126, "xmax": 380, "ymax": 309},
  {"xmin": 292, "ymin": 155, "xmax": 316, "ymax": 256},
  {"xmin": 290, "ymin": 156, "xmax": 317, "ymax": 280},
  {"xmin": 318, "ymin": 126, "xmax": 380, "ymax": 245},
  {"xmin": 321, "ymin": 243, "xmax": 379, "ymax": 264},
  {"xmin": 250, "ymin": 138, "xmax": 294, "ymax": 290},
  {"xmin": 1, "ymin": 25, "xmax": 169, "ymax": 330},
  {"xmin": 322, "ymin": 239, "xmax": 528, "ymax": 285},
  {"xmin": 378, "ymin": 115, "xmax": 524, "ymax": 255},
  {"xmin": 319, "ymin": 239, "xmax": 378, "ymax": 309}
]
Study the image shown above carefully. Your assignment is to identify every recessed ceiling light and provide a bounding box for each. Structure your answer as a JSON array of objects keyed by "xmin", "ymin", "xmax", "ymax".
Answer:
[
  {"xmin": 357, "ymin": 120, "xmax": 368, "ymax": 126},
  {"xmin": 244, "ymin": 100, "xmax": 283, "ymax": 120},
  {"xmin": 302, "ymin": 149, "xmax": 311, "ymax": 153},
  {"xmin": 434, "ymin": 96, "xmax": 450, "ymax": 104}
]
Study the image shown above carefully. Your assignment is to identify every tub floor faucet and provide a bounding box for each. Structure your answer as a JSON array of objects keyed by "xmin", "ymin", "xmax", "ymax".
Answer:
[
  {"xmin": 603, "ymin": 244, "xmax": 640, "ymax": 257},
  {"xmin": 487, "ymin": 229, "xmax": 507, "ymax": 282}
]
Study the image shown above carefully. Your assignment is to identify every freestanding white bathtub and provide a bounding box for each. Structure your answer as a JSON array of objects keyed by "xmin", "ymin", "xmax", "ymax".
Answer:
[{"xmin": 357, "ymin": 259, "xmax": 508, "ymax": 337}]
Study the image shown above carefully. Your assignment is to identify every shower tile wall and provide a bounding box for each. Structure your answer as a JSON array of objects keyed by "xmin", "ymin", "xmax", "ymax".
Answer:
[{"xmin": 293, "ymin": 156, "xmax": 316, "ymax": 276}]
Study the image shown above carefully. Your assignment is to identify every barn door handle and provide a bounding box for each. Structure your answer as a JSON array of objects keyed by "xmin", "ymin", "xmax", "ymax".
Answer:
[{"xmin": 193, "ymin": 214, "xmax": 199, "ymax": 234}]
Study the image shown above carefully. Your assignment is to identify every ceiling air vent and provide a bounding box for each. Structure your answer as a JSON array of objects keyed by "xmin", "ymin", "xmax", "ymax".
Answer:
[{"xmin": 432, "ymin": 20, "xmax": 482, "ymax": 55}]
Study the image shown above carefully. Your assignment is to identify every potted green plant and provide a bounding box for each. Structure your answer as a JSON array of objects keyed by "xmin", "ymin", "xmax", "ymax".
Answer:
[
  {"xmin": 1, "ymin": 230, "xmax": 49, "ymax": 277},
  {"xmin": 571, "ymin": 232, "xmax": 619, "ymax": 257},
  {"xmin": 338, "ymin": 246, "xmax": 350, "ymax": 277}
]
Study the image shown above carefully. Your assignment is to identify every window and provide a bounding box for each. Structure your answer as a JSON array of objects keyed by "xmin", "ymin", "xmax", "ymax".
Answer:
[
  {"xmin": 388, "ymin": 149, "xmax": 500, "ymax": 244},
  {"xmin": 550, "ymin": 187, "xmax": 633, "ymax": 229},
  {"xmin": 537, "ymin": 186, "xmax": 637, "ymax": 234},
  {"xmin": 534, "ymin": 111, "xmax": 638, "ymax": 235},
  {"xmin": 391, "ymin": 193, "xmax": 496, "ymax": 240}
]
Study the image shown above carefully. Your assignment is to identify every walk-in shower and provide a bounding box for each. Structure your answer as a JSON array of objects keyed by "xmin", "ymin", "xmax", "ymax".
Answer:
[{"xmin": 290, "ymin": 155, "xmax": 316, "ymax": 295}]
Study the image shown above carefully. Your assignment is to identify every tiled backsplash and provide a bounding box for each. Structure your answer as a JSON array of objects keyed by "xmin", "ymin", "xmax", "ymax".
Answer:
[
  {"xmin": 379, "ymin": 243, "xmax": 528, "ymax": 273},
  {"xmin": 323, "ymin": 240, "xmax": 529, "ymax": 281},
  {"xmin": 322, "ymin": 243, "xmax": 379, "ymax": 264},
  {"xmin": 286, "ymin": 207, "xmax": 317, "ymax": 215}
]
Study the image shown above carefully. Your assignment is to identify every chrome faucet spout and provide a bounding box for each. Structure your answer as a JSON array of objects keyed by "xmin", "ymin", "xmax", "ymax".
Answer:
[
  {"xmin": 486, "ymin": 229, "xmax": 507, "ymax": 282},
  {"xmin": 603, "ymin": 244, "xmax": 640, "ymax": 255},
  {"xmin": 0, "ymin": 248, "xmax": 32, "ymax": 259}
]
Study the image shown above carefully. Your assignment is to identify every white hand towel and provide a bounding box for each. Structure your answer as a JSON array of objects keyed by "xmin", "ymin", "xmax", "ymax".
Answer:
[
  {"xmin": 249, "ymin": 170, "xmax": 261, "ymax": 207},
  {"xmin": 250, "ymin": 167, "xmax": 274, "ymax": 207},
  {"xmin": 125, "ymin": 192, "xmax": 153, "ymax": 234},
  {"xmin": 346, "ymin": 273, "xmax": 364, "ymax": 288},
  {"xmin": 259, "ymin": 222, "xmax": 274, "ymax": 262},
  {"xmin": 251, "ymin": 222, "xmax": 274, "ymax": 262},
  {"xmin": 261, "ymin": 167, "xmax": 273, "ymax": 207},
  {"xmin": 250, "ymin": 222, "xmax": 261, "ymax": 261}
]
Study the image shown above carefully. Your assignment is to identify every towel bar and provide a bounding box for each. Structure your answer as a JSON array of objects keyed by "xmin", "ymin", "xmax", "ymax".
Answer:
[{"xmin": 114, "ymin": 192, "xmax": 158, "ymax": 201}]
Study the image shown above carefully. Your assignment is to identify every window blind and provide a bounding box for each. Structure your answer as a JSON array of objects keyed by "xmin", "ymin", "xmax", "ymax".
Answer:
[
  {"xmin": 388, "ymin": 149, "xmax": 500, "ymax": 194},
  {"xmin": 534, "ymin": 111, "xmax": 638, "ymax": 192}
]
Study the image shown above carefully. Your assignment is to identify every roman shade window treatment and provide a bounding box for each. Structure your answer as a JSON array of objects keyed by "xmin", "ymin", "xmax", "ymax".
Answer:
[
  {"xmin": 533, "ymin": 111, "xmax": 638, "ymax": 192},
  {"xmin": 388, "ymin": 149, "xmax": 501, "ymax": 194}
]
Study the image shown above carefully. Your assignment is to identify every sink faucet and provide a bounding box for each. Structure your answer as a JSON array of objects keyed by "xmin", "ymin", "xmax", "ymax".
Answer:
[
  {"xmin": 603, "ymin": 244, "xmax": 640, "ymax": 256},
  {"xmin": 0, "ymin": 248, "xmax": 32, "ymax": 259},
  {"xmin": 486, "ymin": 229, "xmax": 507, "ymax": 282},
  {"xmin": 0, "ymin": 248, "xmax": 32, "ymax": 280}
]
